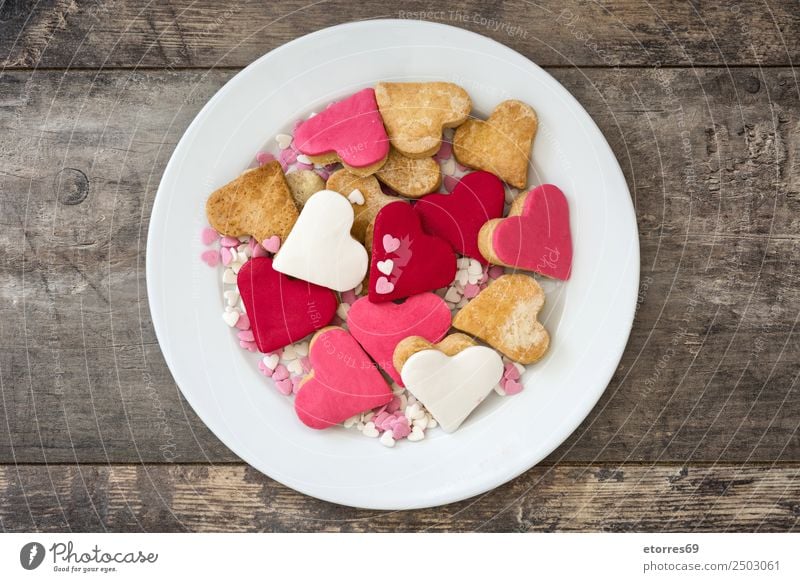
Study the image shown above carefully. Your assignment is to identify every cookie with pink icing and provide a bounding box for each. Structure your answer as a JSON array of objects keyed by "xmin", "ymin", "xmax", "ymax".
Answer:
[
  {"xmin": 347, "ymin": 292, "xmax": 451, "ymax": 385},
  {"xmin": 293, "ymin": 88, "xmax": 390, "ymax": 177},
  {"xmin": 294, "ymin": 326, "xmax": 393, "ymax": 429},
  {"xmin": 478, "ymin": 184, "xmax": 573, "ymax": 280}
]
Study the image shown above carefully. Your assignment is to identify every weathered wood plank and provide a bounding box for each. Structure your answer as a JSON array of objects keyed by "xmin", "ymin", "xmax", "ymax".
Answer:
[
  {"xmin": 0, "ymin": 0, "xmax": 798, "ymax": 69},
  {"xmin": 0, "ymin": 67, "xmax": 797, "ymax": 463},
  {"xmin": 1, "ymin": 463, "xmax": 797, "ymax": 531}
]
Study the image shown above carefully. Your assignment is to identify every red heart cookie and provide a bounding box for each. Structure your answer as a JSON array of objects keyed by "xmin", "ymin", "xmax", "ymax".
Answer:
[
  {"xmin": 415, "ymin": 171, "xmax": 505, "ymax": 264},
  {"xmin": 478, "ymin": 184, "xmax": 573, "ymax": 280},
  {"xmin": 347, "ymin": 292, "xmax": 451, "ymax": 385},
  {"xmin": 237, "ymin": 257, "xmax": 338, "ymax": 353},
  {"xmin": 294, "ymin": 88, "xmax": 389, "ymax": 175},
  {"xmin": 294, "ymin": 326, "xmax": 393, "ymax": 429},
  {"xmin": 368, "ymin": 202, "xmax": 457, "ymax": 302}
]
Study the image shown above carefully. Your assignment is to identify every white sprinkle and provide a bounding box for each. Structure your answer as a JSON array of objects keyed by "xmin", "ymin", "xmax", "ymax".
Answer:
[
  {"xmin": 354, "ymin": 283, "xmax": 363, "ymax": 295},
  {"xmin": 362, "ymin": 422, "xmax": 379, "ymax": 438},
  {"xmin": 457, "ymin": 258, "xmax": 470, "ymax": 269},
  {"xmin": 231, "ymin": 260, "xmax": 245, "ymax": 274},
  {"xmin": 456, "ymin": 297, "xmax": 468, "ymax": 308},
  {"xmin": 224, "ymin": 290, "xmax": 239, "ymax": 307},
  {"xmin": 296, "ymin": 154, "xmax": 312, "ymax": 165},
  {"xmin": 455, "ymin": 269, "xmax": 469, "ymax": 287},
  {"xmin": 444, "ymin": 287, "xmax": 462, "ymax": 303},
  {"xmin": 427, "ymin": 417, "xmax": 438, "ymax": 429},
  {"xmin": 467, "ymin": 261, "xmax": 483, "ymax": 275},
  {"xmin": 379, "ymin": 430, "xmax": 396, "ymax": 447},
  {"xmin": 275, "ymin": 134, "xmax": 293, "ymax": 149},
  {"xmin": 222, "ymin": 268, "xmax": 237, "ymax": 284},
  {"xmin": 295, "ymin": 341, "xmax": 309, "ymax": 357},
  {"xmin": 261, "ymin": 354, "xmax": 279, "ymax": 370},
  {"xmin": 307, "ymin": 111, "xmax": 317, "ymax": 119},
  {"xmin": 347, "ymin": 188, "xmax": 365, "ymax": 205},
  {"xmin": 282, "ymin": 344, "xmax": 298, "ymax": 361},
  {"xmin": 514, "ymin": 362, "xmax": 525, "ymax": 376},
  {"xmin": 494, "ymin": 384, "xmax": 507, "ymax": 396},
  {"xmin": 405, "ymin": 403, "xmax": 421, "ymax": 419},
  {"xmin": 467, "ymin": 271, "xmax": 482, "ymax": 285},
  {"xmin": 407, "ymin": 426, "xmax": 425, "ymax": 442},
  {"xmin": 442, "ymin": 158, "xmax": 456, "ymax": 175},
  {"xmin": 287, "ymin": 359, "xmax": 303, "ymax": 376},
  {"xmin": 412, "ymin": 416, "xmax": 429, "ymax": 430},
  {"xmin": 362, "ymin": 411, "xmax": 375, "ymax": 422},
  {"xmin": 222, "ymin": 310, "xmax": 239, "ymax": 327},
  {"xmin": 336, "ymin": 303, "xmax": 350, "ymax": 321},
  {"xmin": 343, "ymin": 416, "xmax": 358, "ymax": 429}
]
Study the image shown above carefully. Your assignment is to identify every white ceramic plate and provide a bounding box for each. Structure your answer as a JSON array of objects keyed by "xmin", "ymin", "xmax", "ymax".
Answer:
[{"xmin": 147, "ymin": 19, "xmax": 639, "ymax": 510}]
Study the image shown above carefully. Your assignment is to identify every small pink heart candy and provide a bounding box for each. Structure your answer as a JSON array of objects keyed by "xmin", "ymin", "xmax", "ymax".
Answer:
[
  {"xmin": 200, "ymin": 250, "xmax": 219, "ymax": 267},
  {"xmin": 252, "ymin": 243, "xmax": 268, "ymax": 258},
  {"xmin": 220, "ymin": 247, "xmax": 232, "ymax": 266},
  {"xmin": 275, "ymin": 378, "xmax": 293, "ymax": 395},
  {"xmin": 443, "ymin": 175, "xmax": 459, "ymax": 192},
  {"xmin": 262, "ymin": 236, "xmax": 281, "ymax": 254},
  {"xmin": 375, "ymin": 276, "xmax": 395, "ymax": 295},
  {"xmin": 503, "ymin": 378, "xmax": 523, "ymax": 395},
  {"xmin": 382, "ymin": 234, "xmax": 400, "ymax": 253},
  {"xmin": 201, "ymin": 227, "xmax": 219, "ymax": 245},
  {"xmin": 503, "ymin": 361, "xmax": 521, "ymax": 381},
  {"xmin": 256, "ymin": 151, "xmax": 275, "ymax": 166}
]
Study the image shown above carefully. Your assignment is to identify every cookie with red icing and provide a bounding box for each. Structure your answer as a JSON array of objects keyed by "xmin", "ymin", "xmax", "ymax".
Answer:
[
  {"xmin": 478, "ymin": 184, "xmax": 572, "ymax": 280},
  {"xmin": 368, "ymin": 202, "xmax": 456, "ymax": 302},
  {"xmin": 294, "ymin": 326, "xmax": 393, "ymax": 429},
  {"xmin": 415, "ymin": 171, "xmax": 505, "ymax": 264},
  {"xmin": 294, "ymin": 88, "xmax": 389, "ymax": 176},
  {"xmin": 237, "ymin": 257, "xmax": 338, "ymax": 353}
]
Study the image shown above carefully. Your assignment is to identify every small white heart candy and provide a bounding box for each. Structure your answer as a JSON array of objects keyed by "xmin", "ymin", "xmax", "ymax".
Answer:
[
  {"xmin": 262, "ymin": 354, "xmax": 280, "ymax": 370},
  {"xmin": 296, "ymin": 154, "xmax": 312, "ymax": 165},
  {"xmin": 376, "ymin": 259, "xmax": 394, "ymax": 276},
  {"xmin": 287, "ymin": 359, "xmax": 303, "ymax": 376},
  {"xmin": 347, "ymin": 188, "xmax": 365, "ymax": 205},
  {"xmin": 282, "ymin": 344, "xmax": 298, "ymax": 361},
  {"xmin": 222, "ymin": 268, "xmax": 237, "ymax": 284},
  {"xmin": 336, "ymin": 303, "xmax": 350, "ymax": 320},
  {"xmin": 222, "ymin": 310, "xmax": 239, "ymax": 327},
  {"xmin": 379, "ymin": 430, "xmax": 396, "ymax": 447},
  {"xmin": 362, "ymin": 422, "xmax": 379, "ymax": 438},
  {"xmin": 223, "ymin": 290, "xmax": 239, "ymax": 306},
  {"xmin": 407, "ymin": 426, "xmax": 425, "ymax": 442},
  {"xmin": 275, "ymin": 134, "xmax": 293, "ymax": 149},
  {"xmin": 295, "ymin": 341, "xmax": 309, "ymax": 357},
  {"xmin": 455, "ymin": 269, "xmax": 469, "ymax": 287},
  {"xmin": 467, "ymin": 261, "xmax": 483, "ymax": 275},
  {"xmin": 442, "ymin": 158, "xmax": 456, "ymax": 175},
  {"xmin": 444, "ymin": 287, "xmax": 462, "ymax": 303}
]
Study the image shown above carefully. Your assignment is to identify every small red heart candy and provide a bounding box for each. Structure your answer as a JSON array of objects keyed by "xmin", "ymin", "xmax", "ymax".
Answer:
[{"xmin": 237, "ymin": 257, "xmax": 338, "ymax": 353}]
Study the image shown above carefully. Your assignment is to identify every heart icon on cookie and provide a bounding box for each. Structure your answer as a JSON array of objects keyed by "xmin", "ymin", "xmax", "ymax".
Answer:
[
  {"xmin": 347, "ymin": 292, "xmax": 451, "ymax": 385},
  {"xmin": 415, "ymin": 171, "xmax": 505, "ymax": 264},
  {"xmin": 294, "ymin": 327, "xmax": 393, "ymax": 429},
  {"xmin": 294, "ymin": 88, "xmax": 389, "ymax": 175},
  {"xmin": 375, "ymin": 82, "xmax": 472, "ymax": 158},
  {"xmin": 453, "ymin": 100, "xmax": 538, "ymax": 189},
  {"xmin": 478, "ymin": 184, "xmax": 572, "ymax": 280},
  {"xmin": 394, "ymin": 333, "xmax": 504, "ymax": 433},
  {"xmin": 237, "ymin": 257, "xmax": 337, "ymax": 353},
  {"xmin": 273, "ymin": 190, "xmax": 369, "ymax": 292},
  {"xmin": 368, "ymin": 202, "xmax": 456, "ymax": 302}
]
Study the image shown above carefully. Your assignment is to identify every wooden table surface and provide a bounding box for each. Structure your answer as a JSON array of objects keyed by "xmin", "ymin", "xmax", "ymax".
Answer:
[{"xmin": 1, "ymin": 0, "xmax": 798, "ymax": 532}]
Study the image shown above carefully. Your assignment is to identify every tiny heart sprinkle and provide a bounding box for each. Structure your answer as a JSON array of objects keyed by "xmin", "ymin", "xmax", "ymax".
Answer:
[
  {"xmin": 383, "ymin": 234, "xmax": 401, "ymax": 253},
  {"xmin": 347, "ymin": 188, "xmax": 365, "ymax": 205},
  {"xmin": 201, "ymin": 227, "xmax": 219, "ymax": 245},
  {"xmin": 377, "ymin": 259, "xmax": 394, "ymax": 276},
  {"xmin": 201, "ymin": 250, "xmax": 219, "ymax": 267}
]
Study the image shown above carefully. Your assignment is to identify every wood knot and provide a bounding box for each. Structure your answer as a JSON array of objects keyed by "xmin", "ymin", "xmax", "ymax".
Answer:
[{"xmin": 54, "ymin": 168, "xmax": 89, "ymax": 205}]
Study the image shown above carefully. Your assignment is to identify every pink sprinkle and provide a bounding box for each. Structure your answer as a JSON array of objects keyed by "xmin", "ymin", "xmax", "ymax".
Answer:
[
  {"xmin": 373, "ymin": 404, "xmax": 388, "ymax": 416},
  {"xmin": 275, "ymin": 378, "xmax": 293, "ymax": 395},
  {"xmin": 239, "ymin": 340, "xmax": 258, "ymax": 352},
  {"xmin": 256, "ymin": 151, "xmax": 275, "ymax": 166},
  {"xmin": 200, "ymin": 250, "xmax": 219, "ymax": 267},
  {"xmin": 262, "ymin": 235, "xmax": 281, "ymax": 254},
  {"xmin": 479, "ymin": 271, "xmax": 489, "ymax": 284},
  {"xmin": 390, "ymin": 417, "xmax": 411, "ymax": 439},
  {"xmin": 463, "ymin": 283, "xmax": 480, "ymax": 298},
  {"xmin": 300, "ymin": 357, "xmax": 311, "ymax": 372},
  {"xmin": 316, "ymin": 169, "xmax": 330, "ymax": 181},
  {"xmin": 435, "ymin": 141, "xmax": 452, "ymax": 160},
  {"xmin": 220, "ymin": 247, "xmax": 233, "ymax": 266},
  {"xmin": 235, "ymin": 313, "xmax": 250, "ymax": 330},
  {"xmin": 503, "ymin": 361, "xmax": 521, "ymax": 381},
  {"xmin": 386, "ymin": 396, "xmax": 402, "ymax": 413},
  {"xmin": 201, "ymin": 227, "xmax": 219, "ymax": 245},
  {"xmin": 220, "ymin": 236, "xmax": 240, "ymax": 248},
  {"xmin": 295, "ymin": 162, "xmax": 313, "ymax": 171},
  {"xmin": 273, "ymin": 364, "xmax": 289, "ymax": 381},
  {"xmin": 258, "ymin": 361, "xmax": 274, "ymax": 377},
  {"xmin": 488, "ymin": 265, "xmax": 505, "ymax": 279},
  {"xmin": 503, "ymin": 378, "xmax": 523, "ymax": 395},
  {"xmin": 340, "ymin": 289, "xmax": 357, "ymax": 305},
  {"xmin": 457, "ymin": 162, "xmax": 469, "ymax": 172},
  {"xmin": 252, "ymin": 244, "xmax": 268, "ymax": 258},
  {"xmin": 279, "ymin": 148, "xmax": 297, "ymax": 167},
  {"xmin": 292, "ymin": 376, "xmax": 302, "ymax": 394},
  {"xmin": 443, "ymin": 175, "xmax": 459, "ymax": 192},
  {"xmin": 237, "ymin": 330, "xmax": 255, "ymax": 342},
  {"xmin": 374, "ymin": 412, "xmax": 391, "ymax": 428}
]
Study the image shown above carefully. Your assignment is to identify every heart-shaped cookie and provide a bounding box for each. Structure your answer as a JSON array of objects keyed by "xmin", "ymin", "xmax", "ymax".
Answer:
[
  {"xmin": 205, "ymin": 161, "xmax": 299, "ymax": 242},
  {"xmin": 285, "ymin": 169, "xmax": 325, "ymax": 208},
  {"xmin": 453, "ymin": 274, "xmax": 549, "ymax": 364},
  {"xmin": 393, "ymin": 333, "xmax": 504, "ymax": 433},
  {"xmin": 325, "ymin": 169, "xmax": 399, "ymax": 243},
  {"xmin": 236, "ymin": 257, "xmax": 337, "ymax": 353},
  {"xmin": 294, "ymin": 326, "xmax": 393, "ymax": 429},
  {"xmin": 415, "ymin": 171, "xmax": 505, "ymax": 264},
  {"xmin": 453, "ymin": 100, "xmax": 538, "ymax": 189},
  {"xmin": 375, "ymin": 147, "xmax": 441, "ymax": 198},
  {"xmin": 294, "ymin": 88, "xmax": 389, "ymax": 176},
  {"xmin": 273, "ymin": 190, "xmax": 368, "ymax": 292},
  {"xmin": 368, "ymin": 202, "xmax": 457, "ymax": 302},
  {"xmin": 347, "ymin": 292, "xmax": 451, "ymax": 385},
  {"xmin": 479, "ymin": 184, "xmax": 572, "ymax": 280},
  {"xmin": 375, "ymin": 82, "xmax": 471, "ymax": 158}
]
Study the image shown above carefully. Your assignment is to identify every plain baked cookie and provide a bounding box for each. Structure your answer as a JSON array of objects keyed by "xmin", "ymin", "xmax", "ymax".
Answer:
[
  {"xmin": 325, "ymin": 169, "xmax": 399, "ymax": 243},
  {"xmin": 375, "ymin": 147, "xmax": 441, "ymax": 198}
]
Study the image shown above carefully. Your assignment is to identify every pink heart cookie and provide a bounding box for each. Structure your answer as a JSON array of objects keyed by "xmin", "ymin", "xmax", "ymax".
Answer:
[
  {"xmin": 368, "ymin": 202, "xmax": 457, "ymax": 302},
  {"xmin": 347, "ymin": 292, "xmax": 451, "ymax": 385},
  {"xmin": 294, "ymin": 327, "xmax": 393, "ymax": 429},
  {"xmin": 293, "ymin": 88, "xmax": 389, "ymax": 173},
  {"xmin": 415, "ymin": 171, "xmax": 505, "ymax": 264},
  {"xmin": 478, "ymin": 184, "xmax": 573, "ymax": 280}
]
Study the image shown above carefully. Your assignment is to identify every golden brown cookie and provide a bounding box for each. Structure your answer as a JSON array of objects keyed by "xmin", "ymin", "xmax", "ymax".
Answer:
[
  {"xmin": 285, "ymin": 169, "xmax": 325, "ymax": 207},
  {"xmin": 453, "ymin": 100, "xmax": 537, "ymax": 189},
  {"xmin": 375, "ymin": 147, "xmax": 441, "ymax": 198},
  {"xmin": 325, "ymin": 169, "xmax": 400, "ymax": 243},
  {"xmin": 393, "ymin": 333, "xmax": 477, "ymax": 376},
  {"xmin": 205, "ymin": 161, "xmax": 298, "ymax": 242},
  {"xmin": 375, "ymin": 82, "xmax": 471, "ymax": 158},
  {"xmin": 452, "ymin": 274, "xmax": 549, "ymax": 364}
]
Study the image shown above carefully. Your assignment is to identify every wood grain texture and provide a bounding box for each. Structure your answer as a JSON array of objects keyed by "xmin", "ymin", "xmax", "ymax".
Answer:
[
  {"xmin": 0, "ymin": 0, "xmax": 798, "ymax": 69},
  {"xmin": 0, "ymin": 66, "xmax": 797, "ymax": 464},
  {"xmin": 0, "ymin": 464, "xmax": 797, "ymax": 532}
]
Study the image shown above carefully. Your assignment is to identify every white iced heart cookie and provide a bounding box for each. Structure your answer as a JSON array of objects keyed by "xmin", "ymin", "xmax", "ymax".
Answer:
[
  {"xmin": 273, "ymin": 190, "xmax": 368, "ymax": 292},
  {"xmin": 394, "ymin": 333, "xmax": 504, "ymax": 433}
]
